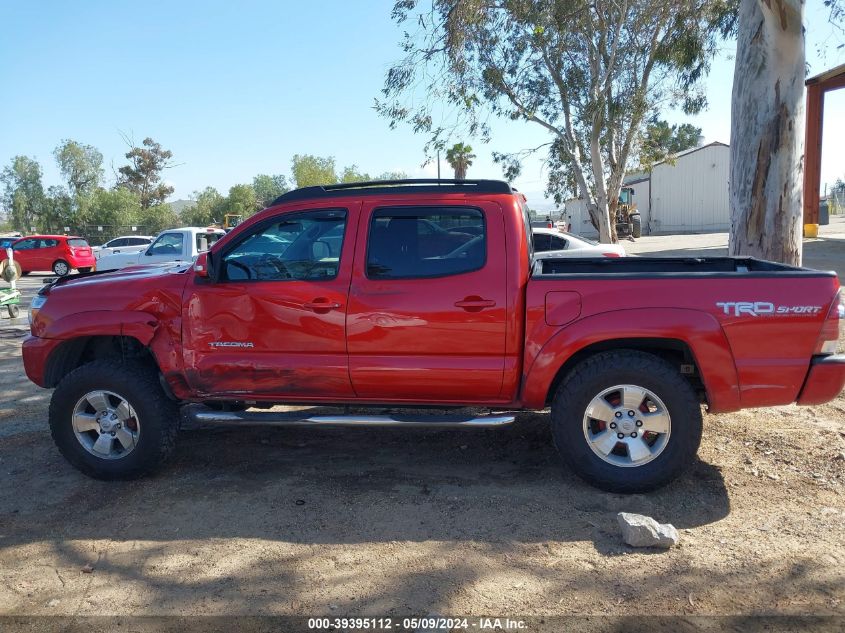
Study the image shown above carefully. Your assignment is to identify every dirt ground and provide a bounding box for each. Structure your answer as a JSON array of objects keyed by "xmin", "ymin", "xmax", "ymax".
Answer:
[{"xmin": 1, "ymin": 225, "xmax": 844, "ymax": 623}]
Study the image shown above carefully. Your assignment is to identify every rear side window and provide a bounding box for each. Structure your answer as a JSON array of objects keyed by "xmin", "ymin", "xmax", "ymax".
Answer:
[
  {"xmin": 195, "ymin": 232, "xmax": 222, "ymax": 253},
  {"xmin": 41, "ymin": 239, "xmax": 59, "ymax": 247},
  {"xmin": 67, "ymin": 238, "xmax": 88, "ymax": 247},
  {"xmin": 533, "ymin": 233, "xmax": 552, "ymax": 252},
  {"xmin": 367, "ymin": 207, "xmax": 485, "ymax": 280},
  {"xmin": 130, "ymin": 237, "xmax": 151, "ymax": 246}
]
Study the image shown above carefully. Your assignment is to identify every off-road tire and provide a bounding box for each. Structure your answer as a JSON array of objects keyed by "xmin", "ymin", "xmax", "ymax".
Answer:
[
  {"xmin": 550, "ymin": 350, "xmax": 702, "ymax": 493},
  {"xmin": 631, "ymin": 214, "xmax": 642, "ymax": 238},
  {"xmin": 49, "ymin": 359, "xmax": 179, "ymax": 480},
  {"xmin": 52, "ymin": 260, "xmax": 70, "ymax": 276}
]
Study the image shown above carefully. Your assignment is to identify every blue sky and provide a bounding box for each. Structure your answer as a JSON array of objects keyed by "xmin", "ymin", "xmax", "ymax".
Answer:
[{"xmin": 1, "ymin": 0, "xmax": 843, "ymax": 208}]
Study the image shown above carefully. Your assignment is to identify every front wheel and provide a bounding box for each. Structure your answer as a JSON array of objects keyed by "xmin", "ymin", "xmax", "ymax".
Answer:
[
  {"xmin": 49, "ymin": 359, "xmax": 179, "ymax": 479},
  {"xmin": 551, "ymin": 350, "xmax": 702, "ymax": 493},
  {"xmin": 52, "ymin": 260, "xmax": 70, "ymax": 276}
]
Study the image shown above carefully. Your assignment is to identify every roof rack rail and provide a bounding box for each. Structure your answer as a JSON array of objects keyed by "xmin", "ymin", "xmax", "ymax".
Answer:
[{"xmin": 269, "ymin": 178, "xmax": 513, "ymax": 206}]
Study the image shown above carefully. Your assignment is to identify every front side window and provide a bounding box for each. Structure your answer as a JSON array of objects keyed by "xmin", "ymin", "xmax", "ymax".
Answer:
[
  {"xmin": 148, "ymin": 233, "xmax": 184, "ymax": 256},
  {"xmin": 221, "ymin": 209, "xmax": 346, "ymax": 282},
  {"xmin": 367, "ymin": 207, "xmax": 485, "ymax": 280},
  {"xmin": 107, "ymin": 238, "xmax": 126, "ymax": 248}
]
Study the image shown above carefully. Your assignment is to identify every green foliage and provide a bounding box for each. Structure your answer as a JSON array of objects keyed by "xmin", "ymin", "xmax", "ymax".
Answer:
[
  {"xmin": 340, "ymin": 165, "xmax": 370, "ymax": 183},
  {"xmin": 53, "ymin": 139, "xmax": 103, "ymax": 202},
  {"xmin": 180, "ymin": 187, "xmax": 226, "ymax": 226},
  {"xmin": 0, "ymin": 156, "xmax": 45, "ymax": 231},
  {"xmin": 252, "ymin": 174, "xmax": 289, "ymax": 207},
  {"xmin": 638, "ymin": 120, "xmax": 703, "ymax": 168},
  {"xmin": 445, "ymin": 143, "xmax": 475, "ymax": 180},
  {"xmin": 291, "ymin": 154, "xmax": 338, "ymax": 188},
  {"xmin": 117, "ymin": 137, "xmax": 175, "ymax": 209},
  {"xmin": 83, "ymin": 187, "xmax": 143, "ymax": 227},
  {"xmin": 222, "ymin": 184, "xmax": 259, "ymax": 218}
]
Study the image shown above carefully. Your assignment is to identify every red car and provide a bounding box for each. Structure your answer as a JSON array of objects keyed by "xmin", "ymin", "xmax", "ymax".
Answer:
[
  {"xmin": 20, "ymin": 179, "xmax": 845, "ymax": 492},
  {"xmin": 3, "ymin": 235, "xmax": 95, "ymax": 276}
]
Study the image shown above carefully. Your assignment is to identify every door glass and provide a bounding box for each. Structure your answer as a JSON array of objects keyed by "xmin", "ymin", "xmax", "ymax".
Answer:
[
  {"xmin": 13, "ymin": 239, "xmax": 37, "ymax": 250},
  {"xmin": 222, "ymin": 210, "xmax": 346, "ymax": 281},
  {"xmin": 367, "ymin": 207, "xmax": 485, "ymax": 279},
  {"xmin": 148, "ymin": 233, "xmax": 184, "ymax": 256},
  {"xmin": 549, "ymin": 235, "xmax": 568, "ymax": 250},
  {"xmin": 532, "ymin": 233, "xmax": 552, "ymax": 252}
]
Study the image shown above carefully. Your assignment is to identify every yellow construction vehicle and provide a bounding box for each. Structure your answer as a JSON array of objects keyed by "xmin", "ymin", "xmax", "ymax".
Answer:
[{"xmin": 615, "ymin": 187, "xmax": 642, "ymax": 238}]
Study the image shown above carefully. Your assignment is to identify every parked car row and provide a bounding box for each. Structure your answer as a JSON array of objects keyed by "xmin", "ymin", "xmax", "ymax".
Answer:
[{"xmin": 0, "ymin": 228, "xmax": 226, "ymax": 276}]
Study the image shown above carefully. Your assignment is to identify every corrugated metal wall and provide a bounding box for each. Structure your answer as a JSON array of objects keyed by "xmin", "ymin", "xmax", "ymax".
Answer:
[
  {"xmin": 565, "ymin": 144, "xmax": 730, "ymax": 238},
  {"xmin": 647, "ymin": 144, "xmax": 730, "ymax": 234}
]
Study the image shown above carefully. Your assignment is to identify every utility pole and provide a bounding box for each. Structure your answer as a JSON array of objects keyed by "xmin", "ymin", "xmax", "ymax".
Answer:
[{"xmin": 437, "ymin": 150, "xmax": 441, "ymax": 179}]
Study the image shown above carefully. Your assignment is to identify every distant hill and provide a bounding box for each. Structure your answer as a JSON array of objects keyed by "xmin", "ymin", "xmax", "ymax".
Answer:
[{"xmin": 168, "ymin": 199, "xmax": 195, "ymax": 214}]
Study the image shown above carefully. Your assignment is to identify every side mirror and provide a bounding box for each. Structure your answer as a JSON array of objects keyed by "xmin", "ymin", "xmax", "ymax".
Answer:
[{"xmin": 194, "ymin": 252, "xmax": 209, "ymax": 278}]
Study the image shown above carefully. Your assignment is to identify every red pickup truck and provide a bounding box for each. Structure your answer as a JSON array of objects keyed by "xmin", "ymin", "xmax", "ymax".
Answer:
[{"xmin": 21, "ymin": 180, "xmax": 845, "ymax": 492}]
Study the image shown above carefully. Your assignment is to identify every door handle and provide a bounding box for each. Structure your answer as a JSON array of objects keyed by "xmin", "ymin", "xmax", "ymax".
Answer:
[
  {"xmin": 303, "ymin": 299, "xmax": 342, "ymax": 311},
  {"xmin": 454, "ymin": 297, "xmax": 497, "ymax": 310}
]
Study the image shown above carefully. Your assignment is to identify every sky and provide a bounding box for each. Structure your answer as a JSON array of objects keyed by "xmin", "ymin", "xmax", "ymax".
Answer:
[{"xmin": 1, "ymin": 0, "xmax": 844, "ymax": 210}]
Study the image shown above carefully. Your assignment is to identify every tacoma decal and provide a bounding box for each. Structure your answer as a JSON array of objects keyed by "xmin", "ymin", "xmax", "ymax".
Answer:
[
  {"xmin": 716, "ymin": 302, "xmax": 823, "ymax": 317},
  {"xmin": 209, "ymin": 341, "xmax": 255, "ymax": 348}
]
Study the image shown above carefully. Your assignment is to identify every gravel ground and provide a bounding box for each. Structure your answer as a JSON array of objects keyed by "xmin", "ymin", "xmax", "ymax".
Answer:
[{"xmin": 1, "ymin": 228, "xmax": 844, "ymax": 621}]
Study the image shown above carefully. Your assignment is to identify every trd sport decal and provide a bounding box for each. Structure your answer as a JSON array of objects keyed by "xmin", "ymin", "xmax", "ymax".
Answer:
[{"xmin": 716, "ymin": 302, "xmax": 823, "ymax": 317}]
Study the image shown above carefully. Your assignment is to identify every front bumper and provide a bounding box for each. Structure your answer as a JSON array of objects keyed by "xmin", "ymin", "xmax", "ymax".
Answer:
[
  {"xmin": 21, "ymin": 335, "xmax": 59, "ymax": 387},
  {"xmin": 796, "ymin": 354, "xmax": 845, "ymax": 405}
]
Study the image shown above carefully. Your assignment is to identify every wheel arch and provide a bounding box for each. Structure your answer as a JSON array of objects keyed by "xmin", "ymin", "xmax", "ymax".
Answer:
[
  {"xmin": 520, "ymin": 308, "xmax": 742, "ymax": 413},
  {"xmin": 43, "ymin": 335, "xmax": 155, "ymax": 388}
]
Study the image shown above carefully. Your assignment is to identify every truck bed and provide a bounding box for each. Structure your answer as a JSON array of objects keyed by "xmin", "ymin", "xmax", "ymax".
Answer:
[{"xmin": 535, "ymin": 256, "xmax": 836, "ymax": 278}]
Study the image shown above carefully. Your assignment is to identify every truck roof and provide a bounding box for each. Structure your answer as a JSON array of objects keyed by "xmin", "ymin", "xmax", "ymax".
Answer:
[{"xmin": 269, "ymin": 179, "xmax": 515, "ymax": 206}]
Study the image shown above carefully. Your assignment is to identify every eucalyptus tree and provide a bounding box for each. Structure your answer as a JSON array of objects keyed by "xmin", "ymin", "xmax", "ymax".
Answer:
[{"xmin": 378, "ymin": 0, "xmax": 733, "ymax": 242}]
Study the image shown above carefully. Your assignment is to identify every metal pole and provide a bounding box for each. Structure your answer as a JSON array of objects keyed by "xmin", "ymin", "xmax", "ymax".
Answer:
[{"xmin": 437, "ymin": 150, "xmax": 441, "ymax": 179}]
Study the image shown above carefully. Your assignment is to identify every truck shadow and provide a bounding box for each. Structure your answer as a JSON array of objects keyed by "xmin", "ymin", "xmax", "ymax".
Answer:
[{"xmin": 0, "ymin": 410, "xmax": 729, "ymax": 548}]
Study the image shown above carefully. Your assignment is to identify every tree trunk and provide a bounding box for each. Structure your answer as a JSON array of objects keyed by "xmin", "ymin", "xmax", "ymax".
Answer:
[{"xmin": 729, "ymin": 0, "xmax": 805, "ymax": 265}]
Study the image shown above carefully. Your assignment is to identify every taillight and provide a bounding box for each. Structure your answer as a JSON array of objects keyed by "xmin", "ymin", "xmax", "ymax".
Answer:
[
  {"xmin": 816, "ymin": 289, "xmax": 844, "ymax": 355},
  {"xmin": 602, "ymin": 252, "xmax": 622, "ymax": 258}
]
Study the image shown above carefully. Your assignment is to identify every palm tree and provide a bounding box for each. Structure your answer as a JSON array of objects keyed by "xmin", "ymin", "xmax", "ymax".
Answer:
[{"xmin": 445, "ymin": 143, "xmax": 476, "ymax": 180}]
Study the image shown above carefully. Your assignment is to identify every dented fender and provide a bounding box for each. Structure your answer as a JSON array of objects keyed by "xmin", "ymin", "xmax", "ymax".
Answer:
[
  {"xmin": 34, "ymin": 310, "xmax": 159, "ymax": 344},
  {"xmin": 519, "ymin": 308, "xmax": 742, "ymax": 413}
]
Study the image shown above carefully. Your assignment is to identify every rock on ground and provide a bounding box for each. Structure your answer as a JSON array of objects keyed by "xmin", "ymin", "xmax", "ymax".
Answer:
[{"xmin": 617, "ymin": 512, "xmax": 680, "ymax": 549}]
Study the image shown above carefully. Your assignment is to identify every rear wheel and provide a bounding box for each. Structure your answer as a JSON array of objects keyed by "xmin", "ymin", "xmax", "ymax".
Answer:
[
  {"xmin": 631, "ymin": 214, "xmax": 642, "ymax": 238},
  {"xmin": 49, "ymin": 359, "xmax": 179, "ymax": 479},
  {"xmin": 7, "ymin": 304, "xmax": 20, "ymax": 318},
  {"xmin": 551, "ymin": 350, "xmax": 702, "ymax": 493},
  {"xmin": 52, "ymin": 260, "xmax": 70, "ymax": 276}
]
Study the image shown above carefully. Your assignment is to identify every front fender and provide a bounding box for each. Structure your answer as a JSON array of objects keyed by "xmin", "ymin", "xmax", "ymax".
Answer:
[
  {"xmin": 35, "ymin": 310, "xmax": 159, "ymax": 343},
  {"xmin": 520, "ymin": 308, "xmax": 741, "ymax": 413}
]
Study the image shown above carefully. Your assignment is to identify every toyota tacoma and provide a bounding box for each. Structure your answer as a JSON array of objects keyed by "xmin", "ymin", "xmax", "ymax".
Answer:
[{"xmin": 21, "ymin": 179, "xmax": 845, "ymax": 492}]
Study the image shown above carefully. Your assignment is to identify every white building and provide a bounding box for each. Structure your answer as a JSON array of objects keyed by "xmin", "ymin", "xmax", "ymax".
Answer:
[{"xmin": 566, "ymin": 141, "xmax": 730, "ymax": 237}]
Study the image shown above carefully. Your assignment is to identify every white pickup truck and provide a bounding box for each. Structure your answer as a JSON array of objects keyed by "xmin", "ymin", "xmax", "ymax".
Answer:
[{"xmin": 96, "ymin": 227, "xmax": 225, "ymax": 272}]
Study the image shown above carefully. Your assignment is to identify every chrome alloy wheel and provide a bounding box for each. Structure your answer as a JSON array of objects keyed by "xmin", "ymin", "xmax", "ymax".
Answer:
[
  {"xmin": 582, "ymin": 384, "xmax": 671, "ymax": 467},
  {"xmin": 72, "ymin": 390, "xmax": 141, "ymax": 460}
]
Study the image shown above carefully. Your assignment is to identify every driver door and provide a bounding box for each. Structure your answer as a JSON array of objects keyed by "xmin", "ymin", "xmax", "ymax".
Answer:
[{"xmin": 182, "ymin": 205, "xmax": 359, "ymax": 399}]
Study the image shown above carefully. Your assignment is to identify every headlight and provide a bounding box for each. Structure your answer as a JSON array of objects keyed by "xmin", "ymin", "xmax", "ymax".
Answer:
[{"xmin": 29, "ymin": 294, "xmax": 47, "ymax": 325}]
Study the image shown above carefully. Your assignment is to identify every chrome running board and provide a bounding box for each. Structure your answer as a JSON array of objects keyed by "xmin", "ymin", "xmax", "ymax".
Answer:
[{"xmin": 184, "ymin": 405, "xmax": 515, "ymax": 428}]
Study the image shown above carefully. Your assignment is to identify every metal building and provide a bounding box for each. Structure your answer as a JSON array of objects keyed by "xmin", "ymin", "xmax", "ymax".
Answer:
[{"xmin": 566, "ymin": 141, "xmax": 730, "ymax": 237}]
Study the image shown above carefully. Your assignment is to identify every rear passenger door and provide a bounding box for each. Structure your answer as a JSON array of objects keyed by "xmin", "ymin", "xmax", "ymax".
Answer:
[{"xmin": 347, "ymin": 201, "xmax": 508, "ymax": 402}]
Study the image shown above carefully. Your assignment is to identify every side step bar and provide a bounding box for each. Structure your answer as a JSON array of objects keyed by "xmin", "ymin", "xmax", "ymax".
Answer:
[{"xmin": 184, "ymin": 405, "xmax": 516, "ymax": 428}]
